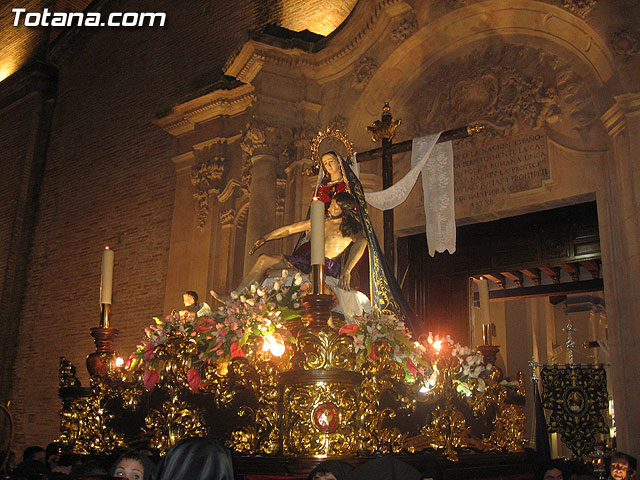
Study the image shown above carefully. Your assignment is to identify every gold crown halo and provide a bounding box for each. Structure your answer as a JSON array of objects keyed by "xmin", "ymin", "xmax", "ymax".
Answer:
[{"xmin": 303, "ymin": 127, "xmax": 356, "ymax": 176}]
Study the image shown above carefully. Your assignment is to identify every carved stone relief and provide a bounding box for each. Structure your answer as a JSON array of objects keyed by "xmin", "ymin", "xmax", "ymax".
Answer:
[
  {"xmin": 391, "ymin": 12, "xmax": 418, "ymax": 45},
  {"xmin": 220, "ymin": 209, "xmax": 236, "ymax": 226},
  {"xmin": 329, "ymin": 115, "xmax": 348, "ymax": 132},
  {"xmin": 352, "ymin": 57, "xmax": 378, "ymax": 90},
  {"xmin": 190, "ymin": 145, "xmax": 227, "ymax": 229},
  {"xmin": 240, "ymin": 117, "xmax": 290, "ymax": 158},
  {"xmin": 240, "ymin": 117, "xmax": 292, "ymax": 190},
  {"xmin": 558, "ymin": 0, "xmax": 597, "ymax": 18},
  {"xmin": 611, "ymin": 31, "xmax": 640, "ymax": 57},
  {"xmin": 407, "ymin": 43, "xmax": 597, "ymax": 142}
]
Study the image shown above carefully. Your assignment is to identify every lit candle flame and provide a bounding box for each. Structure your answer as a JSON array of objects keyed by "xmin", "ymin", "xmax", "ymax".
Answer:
[
  {"xmin": 433, "ymin": 340, "xmax": 442, "ymax": 352},
  {"xmin": 263, "ymin": 334, "xmax": 285, "ymax": 357},
  {"xmin": 115, "ymin": 357, "xmax": 124, "ymax": 368}
]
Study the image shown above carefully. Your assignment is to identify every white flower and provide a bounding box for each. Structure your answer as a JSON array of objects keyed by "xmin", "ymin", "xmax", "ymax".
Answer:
[
  {"xmin": 276, "ymin": 293, "xmax": 283, "ymax": 302},
  {"xmin": 250, "ymin": 284, "xmax": 256, "ymax": 293},
  {"xmin": 230, "ymin": 291, "xmax": 239, "ymax": 300},
  {"xmin": 257, "ymin": 288, "xmax": 265, "ymax": 297},
  {"xmin": 246, "ymin": 299, "xmax": 255, "ymax": 306},
  {"xmin": 240, "ymin": 295, "xmax": 246, "ymax": 303},
  {"xmin": 273, "ymin": 282, "xmax": 280, "ymax": 291},
  {"xmin": 281, "ymin": 269, "xmax": 288, "ymax": 278},
  {"xmin": 294, "ymin": 274, "xmax": 302, "ymax": 286},
  {"xmin": 293, "ymin": 302, "xmax": 300, "ymax": 308}
]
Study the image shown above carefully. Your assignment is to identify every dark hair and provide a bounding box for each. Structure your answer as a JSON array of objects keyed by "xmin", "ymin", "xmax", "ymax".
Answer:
[
  {"xmin": 538, "ymin": 460, "xmax": 567, "ymax": 480},
  {"xmin": 332, "ymin": 191, "xmax": 362, "ymax": 238},
  {"xmin": 111, "ymin": 450, "xmax": 156, "ymax": 480},
  {"xmin": 184, "ymin": 291, "xmax": 198, "ymax": 303},
  {"xmin": 151, "ymin": 437, "xmax": 233, "ymax": 480},
  {"xmin": 22, "ymin": 446, "xmax": 44, "ymax": 462},
  {"xmin": 308, "ymin": 460, "xmax": 354, "ymax": 480}
]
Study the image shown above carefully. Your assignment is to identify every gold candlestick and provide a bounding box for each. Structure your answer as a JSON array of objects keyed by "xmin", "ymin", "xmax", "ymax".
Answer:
[
  {"xmin": 100, "ymin": 303, "xmax": 111, "ymax": 328},
  {"xmin": 312, "ymin": 264, "xmax": 325, "ymax": 295}
]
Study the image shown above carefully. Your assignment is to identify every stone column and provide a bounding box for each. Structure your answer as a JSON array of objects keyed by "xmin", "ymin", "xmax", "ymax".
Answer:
[
  {"xmin": 600, "ymin": 93, "xmax": 640, "ymax": 460},
  {"xmin": 240, "ymin": 119, "xmax": 289, "ymax": 273}
]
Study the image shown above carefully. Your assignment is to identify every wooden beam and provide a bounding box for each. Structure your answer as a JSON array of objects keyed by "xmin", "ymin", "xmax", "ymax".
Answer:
[
  {"xmin": 560, "ymin": 262, "xmax": 580, "ymax": 282},
  {"xmin": 355, "ymin": 125, "xmax": 476, "ymax": 163},
  {"xmin": 540, "ymin": 266, "xmax": 561, "ymax": 284},
  {"xmin": 472, "ymin": 279, "xmax": 604, "ymax": 302},
  {"xmin": 521, "ymin": 268, "xmax": 541, "ymax": 286},
  {"xmin": 502, "ymin": 271, "xmax": 523, "ymax": 287},
  {"xmin": 580, "ymin": 260, "xmax": 600, "ymax": 279},
  {"xmin": 484, "ymin": 273, "xmax": 506, "ymax": 289}
]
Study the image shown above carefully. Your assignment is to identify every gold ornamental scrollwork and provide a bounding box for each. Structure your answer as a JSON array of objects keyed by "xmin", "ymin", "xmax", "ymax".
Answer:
[{"xmin": 305, "ymin": 127, "xmax": 355, "ymax": 176}]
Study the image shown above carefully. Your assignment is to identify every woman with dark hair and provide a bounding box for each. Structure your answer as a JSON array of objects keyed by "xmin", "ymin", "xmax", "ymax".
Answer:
[
  {"xmin": 111, "ymin": 450, "xmax": 155, "ymax": 480},
  {"xmin": 151, "ymin": 438, "xmax": 233, "ymax": 480}
]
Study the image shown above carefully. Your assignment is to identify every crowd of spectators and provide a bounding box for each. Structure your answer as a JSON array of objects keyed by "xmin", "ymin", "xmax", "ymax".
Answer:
[{"xmin": 0, "ymin": 439, "xmax": 635, "ymax": 480}]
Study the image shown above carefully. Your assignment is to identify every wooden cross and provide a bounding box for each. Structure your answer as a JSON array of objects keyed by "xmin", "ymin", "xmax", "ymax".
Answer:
[{"xmin": 356, "ymin": 103, "xmax": 483, "ymax": 269}]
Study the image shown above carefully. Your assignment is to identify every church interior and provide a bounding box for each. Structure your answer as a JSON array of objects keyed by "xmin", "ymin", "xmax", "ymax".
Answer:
[{"xmin": 1, "ymin": 0, "xmax": 639, "ymax": 477}]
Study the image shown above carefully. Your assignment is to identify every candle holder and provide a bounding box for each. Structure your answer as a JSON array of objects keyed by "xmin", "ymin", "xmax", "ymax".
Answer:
[
  {"xmin": 302, "ymin": 264, "xmax": 334, "ymax": 329},
  {"xmin": 100, "ymin": 303, "xmax": 111, "ymax": 328},
  {"xmin": 86, "ymin": 324, "xmax": 119, "ymax": 378},
  {"xmin": 301, "ymin": 293, "xmax": 335, "ymax": 330},
  {"xmin": 476, "ymin": 344, "xmax": 500, "ymax": 367}
]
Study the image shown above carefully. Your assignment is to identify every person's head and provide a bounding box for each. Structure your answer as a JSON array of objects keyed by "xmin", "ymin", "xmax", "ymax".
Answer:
[
  {"xmin": 308, "ymin": 460, "xmax": 353, "ymax": 480},
  {"xmin": 45, "ymin": 442, "xmax": 60, "ymax": 470},
  {"xmin": 183, "ymin": 291, "xmax": 198, "ymax": 307},
  {"xmin": 151, "ymin": 437, "xmax": 233, "ymax": 480},
  {"xmin": 321, "ymin": 151, "xmax": 342, "ymax": 180},
  {"xmin": 610, "ymin": 453, "xmax": 632, "ymax": 480},
  {"xmin": 543, "ymin": 466, "xmax": 565, "ymax": 480},
  {"xmin": 22, "ymin": 446, "xmax": 45, "ymax": 464},
  {"xmin": 330, "ymin": 192, "xmax": 362, "ymax": 238},
  {"xmin": 111, "ymin": 451, "xmax": 156, "ymax": 480}
]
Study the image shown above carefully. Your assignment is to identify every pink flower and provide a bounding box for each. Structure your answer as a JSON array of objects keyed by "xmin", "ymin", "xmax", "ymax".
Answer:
[
  {"xmin": 405, "ymin": 358, "xmax": 417, "ymax": 376},
  {"xmin": 195, "ymin": 324, "xmax": 211, "ymax": 333},
  {"xmin": 144, "ymin": 342, "xmax": 155, "ymax": 362},
  {"xmin": 368, "ymin": 346, "xmax": 378, "ymax": 361},
  {"xmin": 143, "ymin": 369, "xmax": 159, "ymax": 389},
  {"xmin": 339, "ymin": 324, "xmax": 359, "ymax": 336},
  {"xmin": 230, "ymin": 342, "xmax": 245, "ymax": 358},
  {"xmin": 187, "ymin": 368, "xmax": 201, "ymax": 393}
]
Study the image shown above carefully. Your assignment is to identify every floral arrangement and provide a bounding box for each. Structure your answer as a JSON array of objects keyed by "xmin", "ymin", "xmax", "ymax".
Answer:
[
  {"xmin": 421, "ymin": 334, "xmax": 494, "ymax": 395},
  {"xmin": 126, "ymin": 270, "xmax": 495, "ymax": 397},
  {"xmin": 338, "ymin": 312, "xmax": 433, "ymax": 383},
  {"xmin": 193, "ymin": 271, "xmax": 308, "ymax": 363},
  {"xmin": 127, "ymin": 271, "xmax": 310, "ymax": 388}
]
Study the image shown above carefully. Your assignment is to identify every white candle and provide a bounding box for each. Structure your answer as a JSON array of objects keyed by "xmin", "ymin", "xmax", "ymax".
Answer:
[
  {"xmin": 310, "ymin": 198, "xmax": 325, "ymax": 265},
  {"xmin": 100, "ymin": 246, "xmax": 114, "ymax": 304},
  {"xmin": 478, "ymin": 277, "xmax": 490, "ymax": 326}
]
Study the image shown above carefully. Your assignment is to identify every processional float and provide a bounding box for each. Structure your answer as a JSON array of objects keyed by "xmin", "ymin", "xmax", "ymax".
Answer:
[{"xmin": 58, "ymin": 109, "xmax": 528, "ymax": 472}]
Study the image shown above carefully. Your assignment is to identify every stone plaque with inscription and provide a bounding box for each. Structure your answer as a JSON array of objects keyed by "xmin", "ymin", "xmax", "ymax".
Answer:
[{"xmin": 454, "ymin": 133, "xmax": 550, "ymax": 214}]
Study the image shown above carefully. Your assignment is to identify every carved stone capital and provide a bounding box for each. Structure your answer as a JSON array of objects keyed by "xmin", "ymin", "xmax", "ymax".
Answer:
[
  {"xmin": 190, "ymin": 144, "xmax": 228, "ymax": 228},
  {"xmin": 240, "ymin": 118, "xmax": 290, "ymax": 158}
]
